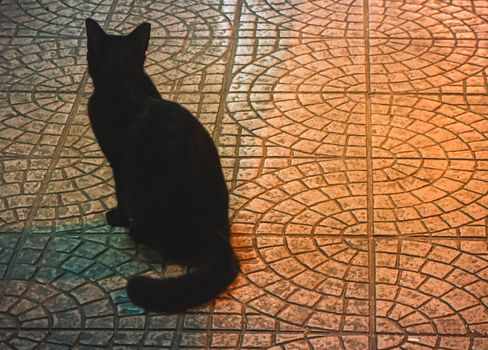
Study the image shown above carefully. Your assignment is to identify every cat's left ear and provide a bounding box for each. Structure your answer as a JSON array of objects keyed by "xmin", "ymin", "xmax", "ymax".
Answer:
[
  {"xmin": 85, "ymin": 18, "xmax": 106, "ymax": 55},
  {"xmin": 128, "ymin": 23, "xmax": 151, "ymax": 52}
]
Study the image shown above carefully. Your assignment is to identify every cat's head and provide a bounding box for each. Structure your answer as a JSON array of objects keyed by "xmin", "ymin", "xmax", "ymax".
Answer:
[{"xmin": 85, "ymin": 18, "xmax": 151, "ymax": 82}]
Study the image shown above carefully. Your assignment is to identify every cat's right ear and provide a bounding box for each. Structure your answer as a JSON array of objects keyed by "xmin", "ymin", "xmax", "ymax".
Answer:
[{"xmin": 85, "ymin": 18, "xmax": 106, "ymax": 55}]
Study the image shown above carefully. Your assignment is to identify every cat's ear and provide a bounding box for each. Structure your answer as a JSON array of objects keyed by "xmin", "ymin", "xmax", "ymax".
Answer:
[
  {"xmin": 85, "ymin": 18, "xmax": 106, "ymax": 54},
  {"xmin": 128, "ymin": 23, "xmax": 151, "ymax": 52}
]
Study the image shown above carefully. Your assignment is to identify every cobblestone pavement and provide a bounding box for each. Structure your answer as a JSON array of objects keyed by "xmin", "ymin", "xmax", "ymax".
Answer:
[{"xmin": 1, "ymin": 0, "xmax": 488, "ymax": 349}]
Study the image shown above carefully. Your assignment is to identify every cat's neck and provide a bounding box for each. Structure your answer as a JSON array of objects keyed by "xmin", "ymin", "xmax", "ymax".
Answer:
[{"xmin": 92, "ymin": 70, "xmax": 160, "ymax": 100}]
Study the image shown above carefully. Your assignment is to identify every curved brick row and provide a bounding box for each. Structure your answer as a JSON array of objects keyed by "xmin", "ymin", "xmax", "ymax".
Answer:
[
  {"xmin": 29, "ymin": 158, "xmax": 115, "ymax": 233},
  {"xmin": 228, "ymin": 160, "xmax": 369, "ymax": 330},
  {"xmin": 230, "ymin": 159, "xmax": 367, "ymax": 236},
  {"xmin": 376, "ymin": 239, "xmax": 488, "ymax": 347},
  {"xmin": 230, "ymin": 40, "xmax": 366, "ymax": 93},
  {"xmin": 227, "ymin": 92, "xmax": 366, "ymax": 157},
  {"xmin": 0, "ymin": 158, "xmax": 50, "ymax": 232},
  {"xmin": 0, "ymin": 38, "xmax": 86, "ymax": 93},
  {"xmin": 371, "ymin": 95, "xmax": 488, "ymax": 160},
  {"xmin": 0, "ymin": 0, "xmax": 234, "ymax": 38},
  {"xmin": 0, "ymin": 92, "xmax": 75, "ymax": 157},
  {"xmin": 231, "ymin": 234, "xmax": 369, "ymax": 331},
  {"xmin": 0, "ymin": 0, "xmax": 111, "ymax": 36},
  {"xmin": 243, "ymin": 0, "xmax": 364, "ymax": 38},
  {"xmin": 0, "ymin": 234, "xmax": 177, "ymax": 348},
  {"xmin": 370, "ymin": 0, "xmax": 488, "ymax": 40},
  {"xmin": 370, "ymin": 38, "xmax": 488, "ymax": 93},
  {"xmin": 371, "ymin": 95, "xmax": 488, "ymax": 237},
  {"xmin": 109, "ymin": 0, "xmax": 234, "ymax": 38}
]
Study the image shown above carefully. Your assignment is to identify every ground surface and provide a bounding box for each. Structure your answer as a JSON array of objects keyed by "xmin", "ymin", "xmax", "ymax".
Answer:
[{"xmin": 1, "ymin": 0, "xmax": 488, "ymax": 349}]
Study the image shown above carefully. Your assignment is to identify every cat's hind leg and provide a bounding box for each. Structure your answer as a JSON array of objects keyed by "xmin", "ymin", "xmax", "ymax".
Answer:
[{"xmin": 106, "ymin": 164, "xmax": 131, "ymax": 227}]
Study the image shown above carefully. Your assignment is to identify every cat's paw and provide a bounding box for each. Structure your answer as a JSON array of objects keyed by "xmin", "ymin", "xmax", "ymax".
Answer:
[{"xmin": 105, "ymin": 208, "xmax": 130, "ymax": 227}]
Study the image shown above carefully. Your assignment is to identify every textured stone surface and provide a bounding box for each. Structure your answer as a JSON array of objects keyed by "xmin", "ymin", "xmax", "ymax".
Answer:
[{"xmin": 1, "ymin": 0, "xmax": 488, "ymax": 348}]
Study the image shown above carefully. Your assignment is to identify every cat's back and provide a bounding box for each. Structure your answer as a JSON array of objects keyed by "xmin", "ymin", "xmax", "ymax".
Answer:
[
  {"xmin": 133, "ymin": 97, "xmax": 211, "ymax": 149},
  {"xmin": 128, "ymin": 96, "xmax": 222, "ymax": 176}
]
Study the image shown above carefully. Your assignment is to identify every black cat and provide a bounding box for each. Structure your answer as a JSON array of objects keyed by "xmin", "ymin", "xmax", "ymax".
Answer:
[{"xmin": 85, "ymin": 18, "xmax": 239, "ymax": 313}]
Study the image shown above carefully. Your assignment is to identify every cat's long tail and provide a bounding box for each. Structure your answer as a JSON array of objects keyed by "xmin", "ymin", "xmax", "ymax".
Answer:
[{"xmin": 126, "ymin": 234, "xmax": 239, "ymax": 313}]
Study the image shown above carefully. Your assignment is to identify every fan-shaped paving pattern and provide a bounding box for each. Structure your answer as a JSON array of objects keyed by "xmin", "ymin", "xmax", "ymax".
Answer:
[
  {"xmin": 231, "ymin": 234, "xmax": 369, "ymax": 331},
  {"xmin": 228, "ymin": 93, "xmax": 366, "ymax": 157},
  {"xmin": 109, "ymin": 0, "xmax": 234, "ymax": 38},
  {"xmin": 0, "ymin": 158, "xmax": 50, "ymax": 232},
  {"xmin": 230, "ymin": 160, "xmax": 367, "ymax": 236},
  {"xmin": 372, "ymin": 95, "xmax": 488, "ymax": 160},
  {"xmin": 370, "ymin": 0, "xmax": 488, "ymax": 40},
  {"xmin": 0, "ymin": 92, "xmax": 75, "ymax": 157},
  {"xmin": 376, "ymin": 239, "xmax": 488, "ymax": 347},
  {"xmin": 0, "ymin": 38, "xmax": 86, "ymax": 93},
  {"xmin": 30, "ymin": 158, "xmax": 116, "ymax": 233},
  {"xmin": 372, "ymin": 96, "xmax": 488, "ymax": 237},
  {"xmin": 377, "ymin": 334, "xmax": 488, "ymax": 350},
  {"xmin": 244, "ymin": 0, "xmax": 364, "ymax": 37},
  {"xmin": 230, "ymin": 40, "xmax": 366, "ymax": 94},
  {"xmin": 374, "ymin": 157, "xmax": 488, "ymax": 237},
  {"xmin": 229, "ymin": 161, "xmax": 368, "ymax": 329},
  {"xmin": 0, "ymin": 234, "xmax": 179, "ymax": 348},
  {"xmin": 268, "ymin": 335, "xmax": 369, "ymax": 349},
  {"xmin": 370, "ymin": 38, "xmax": 488, "ymax": 93},
  {"xmin": 0, "ymin": 236, "xmax": 19, "ymax": 278},
  {"xmin": 0, "ymin": 0, "xmax": 111, "ymax": 36}
]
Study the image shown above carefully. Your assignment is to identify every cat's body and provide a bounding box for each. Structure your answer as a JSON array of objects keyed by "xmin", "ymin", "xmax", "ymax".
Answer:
[{"xmin": 85, "ymin": 19, "xmax": 239, "ymax": 313}]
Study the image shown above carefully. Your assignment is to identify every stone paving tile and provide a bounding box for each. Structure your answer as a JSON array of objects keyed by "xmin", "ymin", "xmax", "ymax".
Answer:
[
  {"xmin": 0, "ymin": 0, "xmax": 112, "ymax": 37},
  {"xmin": 218, "ymin": 131, "xmax": 294, "ymax": 189},
  {"xmin": 369, "ymin": 38, "xmax": 488, "ymax": 93},
  {"xmin": 371, "ymin": 95, "xmax": 488, "ymax": 237},
  {"xmin": 0, "ymin": 234, "xmax": 19, "ymax": 279},
  {"xmin": 107, "ymin": 0, "xmax": 236, "ymax": 38},
  {"xmin": 0, "ymin": 234, "xmax": 168, "ymax": 348},
  {"xmin": 230, "ymin": 235, "xmax": 369, "ymax": 331},
  {"xmin": 0, "ymin": 37, "xmax": 86, "ymax": 93},
  {"xmin": 0, "ymin": 234, "xmax": 369, "ymax": 348},
  {"xmin": 470, "ymin": 0, "xmax": 488, "ymax": 22},
  {"xmin": 231, "ymin": 39, "xmax": 366, "ymax": 92},
  {"xmin": 370, "ymin": 0, "xmax": 488, "ymax": 40},
  {"xmin": 0, "ymin": 91, "xmax": 76, "ymax": 157},
  {"xmin": 375, "ymin": 238, "xmax": 488, "ymax": 348},
  {"xmin": 230, "ymin": 158, "xmax": 368, "ymax": 236},
  {"xmin": 27, "ymin": 157, "xmax": 116, "ymax": 234},
  {"xmin": 226, "ymin": 92, "xmax": 366, "ymax": 158},
  {"xmin": 0, "ymin": 158, "xmax": 51, "ymax": 232},
  {"xmin": 1, "ymin": 0, "xmax": 488, "ymax": 348},
  {"xmin": 373, "ymin": 157, "xmax": 488, "ymax": 237},
  {"xmin": 240, "ymin": 0, "xmax": 364, "ymax": 38}
]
